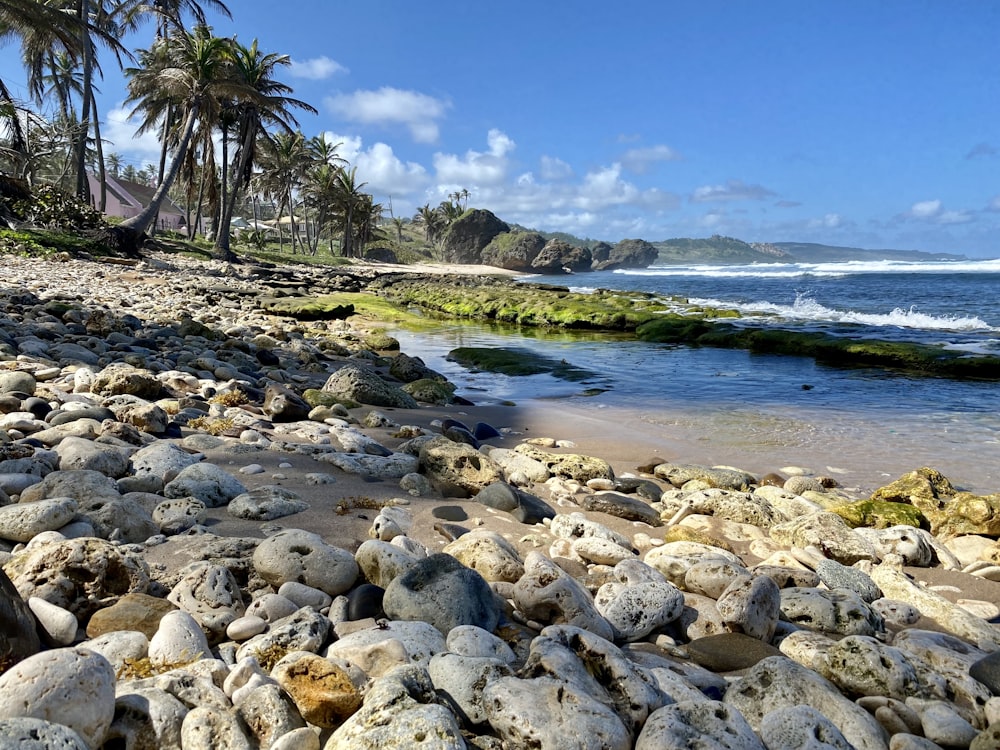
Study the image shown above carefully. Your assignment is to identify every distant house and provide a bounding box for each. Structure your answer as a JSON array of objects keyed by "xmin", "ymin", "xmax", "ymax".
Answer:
[{"xmin": 87, "ymin": 173, "xmax": 189, "ymax": 233}]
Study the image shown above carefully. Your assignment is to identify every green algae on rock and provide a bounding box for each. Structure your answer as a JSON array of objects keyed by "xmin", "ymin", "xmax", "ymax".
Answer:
[
  {"xmin": 447, "ymin": 346, "xmax": 597, "ymax": 382},
  {"xmin": 830, "ymin": 499, "xmax": 928, "ymax": 530},
  {"xmin": 257, "ymin": 295, "xmax": 355, "ymax": 321}
]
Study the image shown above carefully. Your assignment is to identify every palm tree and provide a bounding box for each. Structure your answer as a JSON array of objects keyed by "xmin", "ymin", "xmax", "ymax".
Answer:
[
  {"xmin": 309, "ymin": 132, "xmax": 345, "ymax": 167},
  {"xmin": 330, "ymin": 165, "xmax": 368, "ymax": 258},
  {"xmin": 119, "ymin": 27, "xmax": 241, "ymax": 240},
  {"xmin": 105, "ymin": 152, "xmax": 122, "ymax": 177},
  {"xmin": 414, "ymin": 203, "xmax": 442, "ymax": 243},
  {"xmin": 0, "ymin": 1, "xmax": 84, "ymax": 176},
  {"xmin": 213, "ymin": 38, "xmax": 315, "ymax": 261},
  {"xmin": 300, "ymin": 161, "xmax": 340, "ymax": 254},
  {"xmin": 391, "ymin": 216, "xmax": 405, "ymax": 245},
  {"xmin": 254, "ymin": 129, "xmax": 309, "ymax": 253},
  {"xmin": 121, "ymin": 0, "xmax": 232, "ymax": 186}
]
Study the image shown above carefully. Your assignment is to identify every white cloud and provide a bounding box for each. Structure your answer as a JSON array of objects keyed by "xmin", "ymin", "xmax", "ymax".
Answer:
[
  {"xmin": 539, "ymin": 156, "xmax": 573, "ymax": 180},
  {"xmin": 325, "ymin": 87, "xmax": 449, "ymax": 143},
  {"xmin": 433, "ymin": 129, "xmax": 515, "ymax": 186},
  {"xmin": 620, "ymin": 144, "xmax": 680, "ymax": 173},
  {"xmin": 909, "ymin": 199, "xmax": 942, "ymax": 218},
  {"xmin": 289, "ymin": 56, "xmax": 347, "ymax": 80},
  {"xmin": 904, "ymin": 199, "xmax": 973, "ymax": 225},
  {"xmin": 936, "ymin": 209, "xmax": 974, "ymax": 225},
  {"xmin": 988, "ymin": 195, "xmax": 1000, "ymax": 212},
  {"xmin": 322, "ymin": 132, "xmax": 428, "ymax": 197},
  {"xmin": 102, "ymin": 103, "xmax": 165, "ymax": 164},
  {"xmin": 692, "ymin": 179, "xmax": 776, "ymax": 202},
  {"xmin": 574, "ymin": 163, "xmax": 639, "ymax": 210},
  {"xmin": 808, "ymin": 213, "xmax": 843, "ymax": 229}
]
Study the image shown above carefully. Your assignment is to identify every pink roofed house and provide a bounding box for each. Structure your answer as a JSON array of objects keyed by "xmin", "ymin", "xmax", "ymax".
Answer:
[{"xmin": 87, "ymin": 173, "xmax": 190, "ymax": 233}]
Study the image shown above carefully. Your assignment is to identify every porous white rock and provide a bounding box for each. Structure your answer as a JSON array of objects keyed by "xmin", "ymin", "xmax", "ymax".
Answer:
[
  {"xmin": 637, "ymin": 700, "xmax": 764, "ymax": 750},
  {"xmin": 0, "ymin": 647, "xmax": 116, "ymax": 748},
  {"xmin": 148, "ymin": 609, "xmax": 211, "ymax": 665}
]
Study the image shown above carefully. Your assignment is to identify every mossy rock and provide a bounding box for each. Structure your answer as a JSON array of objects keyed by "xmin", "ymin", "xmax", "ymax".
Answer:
[
  {"xmin": 869, "ymin": 467, "xmax": 956, "ymax": 514},
  {"xmin": 303, "ymin": 389, "xmax": 359, "ymax": 410},
  {"xmin": 177, "ymin": 318, "xmax": 222, "ymax": 340},
  {"xmin": 361, "ymin": 332, "xmax": 400, "ymax": 351},
  {"xmin": 926, "ymin": 492, "xmax": 1000, "ymax": 538},
  {"xmin": 402, "ymin": 378, "xmax": 455, "ymax": 405},
  {"xmin": 663, "ymin": 525, "xmax": 736, "ymax": 554},
  {"xmin": 258, "ymin": 295, "xmax": 355, "ymax": 321},
  {"xmin": 830, "ymin": 499, "xmax": 927, "ymax": 530},
  {"xmin": 447, "ymin": 346, "xmax": 596, "ymax": 382}
]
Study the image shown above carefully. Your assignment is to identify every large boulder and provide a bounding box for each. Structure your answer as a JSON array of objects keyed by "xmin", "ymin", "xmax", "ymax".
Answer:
[
  {"xmin": 531, "ymin": 239, "xmax": 592, "ymax": 273},
  {"xmin": 481, "ymin": 231, "xmax": 547, "ymax": 272},
  {"xmin": 589, "ymin": 241, "xmax": 613, "ymax": 267},
  {"xmin": 439, "ymin": 209, "xmax": 510, "ymax": 264},
  {"xmin": 322, "ymin": 365, "xmax": 418, "ymax": 409},
  {"xmin": 593, "ymin": 239, "xmax": 659, "ymax": 271}
]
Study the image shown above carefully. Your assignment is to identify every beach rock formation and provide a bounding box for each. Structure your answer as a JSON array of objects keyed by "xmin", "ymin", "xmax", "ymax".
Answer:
[
  {"xmin": 593, "ymin": 238, "xmax": 660, "ymax": 271},
  {"xmin": 531, "ymin": 238, "xmax": 593, "ymax": 273},
  {"xmin": 439, "ymin": 208, "xmax": 509, "ymax": 264},
  {"xmin": 480, "ymin": 230, "xmax": 547, "ymax": 271}
]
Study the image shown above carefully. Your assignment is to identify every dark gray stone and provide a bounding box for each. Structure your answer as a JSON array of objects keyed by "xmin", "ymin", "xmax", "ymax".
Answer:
[
  {"xmin": 970, "ymin": 650, "xmax": 1000, "ymax": 696},
  {"xmin": 0, "ymin": 567, "xmax": 41, "ymax": 670},
  {"xmin": 383, "ymin": 553, "xmax": 501, "ymax": 635},
  {"xmin": 815, "ymin": 559, "xmax": 883, "ymax": 603}
]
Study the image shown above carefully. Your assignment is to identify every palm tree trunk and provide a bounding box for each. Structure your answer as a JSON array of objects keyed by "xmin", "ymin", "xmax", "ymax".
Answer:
[
  {"xmin": 93, "ymin": 105, "xmax": 106, "ymax": 212},
  {"xmin": 74, "ymin": 0, "xmax": 93, "ymax": 202},
  {"xmin": 121, "ymin": 104, "xmax": 199, "ymax": 234},
  {"xmin": 214, "ymin": 120, "xmax": 256, "ymax": 261}
]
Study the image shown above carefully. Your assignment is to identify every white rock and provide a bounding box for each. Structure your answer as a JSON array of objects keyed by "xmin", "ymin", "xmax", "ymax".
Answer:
[
  {"xmin": 28, "ymin": 596, "xmax": 78, "ymax": 646},
  {"xmin": 637, "ymin": 700, "xmax": 764, "ymax": 750},
  {"xmin": 759, "ymin": 704, "xmax": 854, "ymax": 750},
  {"xmin": 0, "ymin": 497, "xmax": 78, "ymax": 543},
  {"xmin": 278, "ymin": 581, "xmax": 333, "ymax": 611},
  {"xmin": 83, "ymin": 630, "xmax": 149, "ymax": 674},
  {"xmin": 148, "ymin": 609, "xmax": 211, "ymax": 665},
  {"xmin": 0, "ymin": 647, "xmax": 116, "ymax": 748},
  {"xmin": 483, "ymin": 674, "xmax": 631, "ymax": 750}
]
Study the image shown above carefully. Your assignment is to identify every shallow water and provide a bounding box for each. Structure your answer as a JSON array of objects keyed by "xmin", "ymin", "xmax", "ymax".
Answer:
[{"xmin": 391, "ymin": 320, "xmax": 1000, "ymax": 495}]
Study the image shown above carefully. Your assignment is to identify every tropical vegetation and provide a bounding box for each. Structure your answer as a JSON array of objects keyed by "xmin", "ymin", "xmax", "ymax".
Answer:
[{"xmin": 0, "ymin": 0, "xmax": 464, "ymax": 262}]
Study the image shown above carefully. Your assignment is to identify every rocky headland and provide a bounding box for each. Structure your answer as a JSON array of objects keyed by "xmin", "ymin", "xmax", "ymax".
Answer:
[{"xmin": 0, "ymin": 252, "xmax": 998, "ymax": 749}]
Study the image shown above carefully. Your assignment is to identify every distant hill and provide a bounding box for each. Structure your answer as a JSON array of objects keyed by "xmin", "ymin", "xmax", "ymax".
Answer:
[
  {"xmin": 653, "ymin": 235, "xmax": 792, "ymax": 264},
  {"xmin": 509, "ymin": 222, "xmax": 967, "ymax": 265},
  {"xmin": 765, "ymin": 242, "xmax": 966, "ymax": 263}
]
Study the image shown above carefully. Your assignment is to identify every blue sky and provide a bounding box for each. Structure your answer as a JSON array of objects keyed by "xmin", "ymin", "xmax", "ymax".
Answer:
[{"xmin": 3, "ymin": 0, "xmax": 1000, "ymax": 256}]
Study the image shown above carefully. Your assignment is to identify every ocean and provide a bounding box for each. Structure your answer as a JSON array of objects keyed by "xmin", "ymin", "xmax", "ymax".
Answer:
[{"xmin": 389, "ymin": 258, "xmax": 1000, "ymax": 495}]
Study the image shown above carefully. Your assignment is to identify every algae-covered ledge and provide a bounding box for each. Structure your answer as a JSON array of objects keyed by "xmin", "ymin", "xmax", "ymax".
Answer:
[{"xmin": 360, "ymin": 273, "xmax": 1000, "ymax": 380}]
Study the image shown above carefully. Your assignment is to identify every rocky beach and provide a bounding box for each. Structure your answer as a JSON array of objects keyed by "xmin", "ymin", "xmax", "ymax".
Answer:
[{"xmin": 0, "ymin": 251, "xmax": 999, "ymax": 750}]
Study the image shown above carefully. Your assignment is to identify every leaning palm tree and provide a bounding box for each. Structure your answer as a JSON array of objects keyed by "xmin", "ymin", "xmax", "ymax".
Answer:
[
  {"xmin": 118, "ymin": 27, "xmax": 242, "ymax": 246},
  {"xmin": 213, "ymin": 39, "xmax": 315, "ymax": 262}
]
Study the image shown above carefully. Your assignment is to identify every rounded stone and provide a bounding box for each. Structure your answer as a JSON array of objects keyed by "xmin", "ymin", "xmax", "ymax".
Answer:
[
  {"xmin": 346, "ymin": 583, "xmax": 385, "ymax": 621},
  {"xmin": 148, "ymin": 609, "xmax": 211, "ymax": 665},
  {"xmin": 0, "ymin": 717, "xmax": 88, "ymax": 749},
  {"xmin": 272, "ymin": 653, "xmax": 362, "ymax": 728},
  {"xmin": 0, "ymin": 647, "xmax": 116, "ymax": 748},
  {"xmin": 383, "ymin": 553, "xmax": 501, "ymax": 635},
  {"xmin": 0, "ymin": 497, "xmax": 78, "ymax": 543},
  {"xmin": 759, "ymin": 704, "xmax": 854, "ymax": 750},
  {"xmin": 970, "ymin": 651, "xmax": 1000, "ymax": 696},
  {"xmin": 253, "ymin": 528, "xmax": 359, "ymax": 597},
  {"xmin": 28, "ymin": 597, "xmax": 78, "ymax": 646}
]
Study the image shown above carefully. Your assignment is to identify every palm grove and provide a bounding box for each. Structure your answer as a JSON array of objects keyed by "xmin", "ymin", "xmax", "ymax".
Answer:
[{"xmin": 0, "ymin": 0, "xmax": 462, "ymax": 261}]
